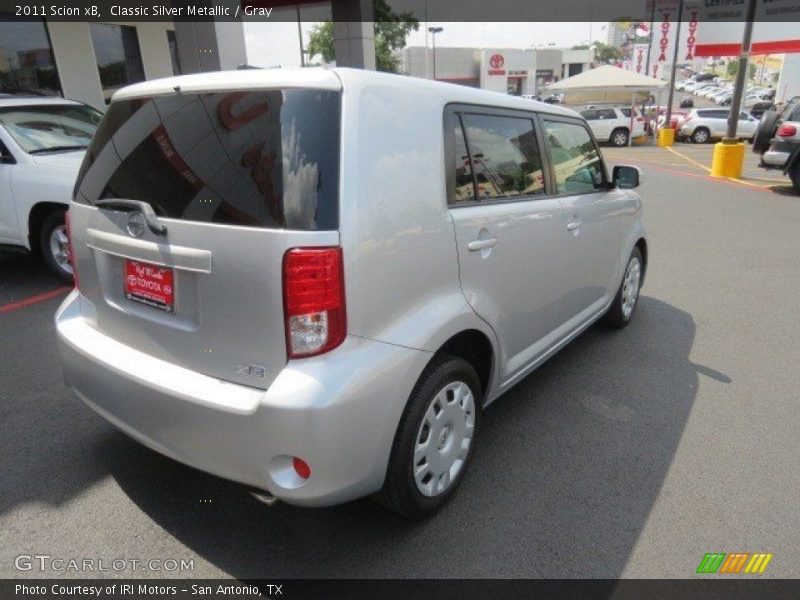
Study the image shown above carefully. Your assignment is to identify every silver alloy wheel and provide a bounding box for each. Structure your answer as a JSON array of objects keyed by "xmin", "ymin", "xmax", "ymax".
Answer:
[
  {"xmin": 414, "ymin": 381, "xmax": 475, "ymax": 497},
  {"xmin": 621, "ymin": 256, "xmax": 641, "ymax": 319},
  {"xmin": 613, "ymin": 131, "xmax": 628, "ymax": 146},
  {"xmin": 49, "ymin": 224, "xmax": 73, "ymax": 275},
  {"xmin": 693, "ymin": 129, "xmax": 709, "ymax": 143}
]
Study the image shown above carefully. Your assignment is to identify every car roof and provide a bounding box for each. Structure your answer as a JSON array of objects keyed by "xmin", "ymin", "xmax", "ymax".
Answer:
[
  {"xmin": 112, "ymin": 67, "xmax": 578, "ymax": 119},
  {"xmin": 0, "ymin": 95, "xmax": 84, "ymax": 108}
]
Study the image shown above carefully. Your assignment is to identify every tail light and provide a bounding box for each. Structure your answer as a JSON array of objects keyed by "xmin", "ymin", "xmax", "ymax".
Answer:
[
  {"xmin": 65, "ymin": 210, "xmax": 79, "ymax": 289},
  {"xmin": 282, "ymin": 247, "xmax": 346, "ymax": 358},
  {"xmin": 778, "ymin": 125, "xmax": 797, "ymax": 137}
]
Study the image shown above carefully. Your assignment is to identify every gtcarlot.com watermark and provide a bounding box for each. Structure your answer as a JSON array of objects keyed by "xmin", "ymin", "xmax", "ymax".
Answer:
[{"xmin": 14, "ymin": 554, "xmax": 194, "ymax": 573}]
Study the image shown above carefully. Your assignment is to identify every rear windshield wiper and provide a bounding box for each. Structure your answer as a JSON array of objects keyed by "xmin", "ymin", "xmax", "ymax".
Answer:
[
  {"xmin": 29, "ymin": 145, "xmax": 89, "ymax": 154},
  {"xmin": 95, "ymin": 199, "xmax": 168, "ymax": 236}
]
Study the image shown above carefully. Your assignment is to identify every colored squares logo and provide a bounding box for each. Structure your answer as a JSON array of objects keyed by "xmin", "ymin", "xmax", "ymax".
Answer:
[{"xmin": 696, "ymin": 553, "xmax": 773, "ymax": 574}]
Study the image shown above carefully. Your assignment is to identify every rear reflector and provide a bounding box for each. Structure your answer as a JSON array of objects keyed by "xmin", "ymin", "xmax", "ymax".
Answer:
[
  {"xmin": 283, "ymin": 247, "xmax": 346, "ymax": 358},
  {"xmin": 778, "ymin": 125, "xmax": 797, "ymax": 137},
  {"xmin": 292, "ymin": 457, "xmax": 311, "ymax": 479}
]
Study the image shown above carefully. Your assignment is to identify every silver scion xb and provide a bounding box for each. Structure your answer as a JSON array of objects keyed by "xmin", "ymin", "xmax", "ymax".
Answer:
[{"xmin": 56, "ymin": 68, "xmax": 647, "ymax": 517}]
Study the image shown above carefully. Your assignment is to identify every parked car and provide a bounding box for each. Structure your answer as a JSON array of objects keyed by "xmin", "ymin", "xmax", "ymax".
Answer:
[
  {"xmin": 678, "ymin": 108, "xmax": 759, "ymax": 143},
  {"xmin": 56, "ymin": 68, "xmax": 648, "ymax": 517},
  {"xmin": 753, "ymin": 96, "xmax": 800, "ymax": 193},
  {"xmin": 579, "ymin": 106, "xmax": 646, "ymax": 146},
  {"xmin": 744, "ymin": 89, "xmax": 774, "ymax": 107},
  {"xmin": 656, "ymin": 110, "xmax": 687, "ymax": 131},
  {"xmin": 679, "ymin": 96, "xmax": 695, "ymax": 109},
  {"xmin": 542, "ymin": 92, "xmax": 564, "ymax": 104},
  {"xmin": 0, "ymin": 95, "xmax": 102, "ymax": 280},
  {"xmin": 750, "ymin": 101, "xmax": 775, "ymax": 120}
]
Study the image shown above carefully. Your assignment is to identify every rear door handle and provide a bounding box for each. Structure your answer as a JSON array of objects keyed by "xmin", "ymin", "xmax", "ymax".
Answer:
[
  {"xmin": 566, "ymin": 220, "xmax": 582, "ymax": 231},
  {"xmin": 468, "ymin": 238, "xmax": 497, "ymax": 251}
]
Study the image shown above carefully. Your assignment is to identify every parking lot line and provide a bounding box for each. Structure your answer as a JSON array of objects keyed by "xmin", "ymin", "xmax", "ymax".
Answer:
[
  {"xmin": 0, "ymin": 286, "xmax": 70, "ymax": 315},
  {"xmin": 664, "ymin": 146, "xmax": 712, "ymax": 173},
  {"xmin": 642, "ymin": 162, "xmax": 774, "ymax": 191}
]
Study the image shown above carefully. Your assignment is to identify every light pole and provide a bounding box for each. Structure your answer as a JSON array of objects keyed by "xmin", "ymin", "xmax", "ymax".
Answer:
[
  {"xmin": 711, "ymin": 0, "xmax": 758, "ymax": 178},
  {"xmin": 296, "ymin": 5, "xmax": 305, "ymax": 67},
  {"xmin": 428, "ymin": 26, "xmax": 443, "ymax": 80}
]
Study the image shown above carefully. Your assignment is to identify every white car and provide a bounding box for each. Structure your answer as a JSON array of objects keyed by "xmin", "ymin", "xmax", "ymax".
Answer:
[
  {"xmin": 679, "ymin": 108, "xmax": 759, "ymax": 143},
  {"xmin": 579, "ymin": 107, "xmax": 646, "ymax": 146},
  {"xmin": 0, "ymin": 96, "xmax": 101, "ymax": 280}
]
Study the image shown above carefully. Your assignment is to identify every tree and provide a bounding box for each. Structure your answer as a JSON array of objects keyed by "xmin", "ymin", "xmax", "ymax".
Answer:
[
  {"xmin": 726, "ymin": 60, "xmax": 757, "ymax": 80},
  {"xmin": 591, "ymin": 41, "xmax": 623, "ymax": 64},
  {"xmin": 306, "ymin": 0, "xmax": 419, "ymax": 73}
]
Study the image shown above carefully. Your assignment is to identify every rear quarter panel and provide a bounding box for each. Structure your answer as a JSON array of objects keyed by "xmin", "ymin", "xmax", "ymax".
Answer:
[{"xmin": 336, "ymin": 75, "xmax": 500, "ymax": 371}]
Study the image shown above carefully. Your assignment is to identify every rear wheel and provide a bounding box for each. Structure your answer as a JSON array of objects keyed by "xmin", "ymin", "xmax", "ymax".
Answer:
[
  {"xmin": 610, "ymin": 128, "xmax": 629, "ymax": 147},
  {"xmin": 604, "ymin": 247, "xmax": 643, "ymax": 329},
  {"xmin": 376, "ymin": 355, "xmax": 481, "ymax": 518},
  {"xmin": 691, "ymin": 127, "xmax": 710, "ymax": 144},
  {"xmin": 39, "ymin": 209, "xmax": 73, "ymax": 283}
]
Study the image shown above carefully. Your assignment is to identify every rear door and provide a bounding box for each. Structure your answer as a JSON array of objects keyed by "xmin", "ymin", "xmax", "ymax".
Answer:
[
  {"xmin": 539, "ymin": 116, "xmax": 627, "ymax": 325},
  {"xmin": 446, "ymin": 106, "xmax": 571, "ymax": 380},
  {"xmin": 70, "ymin": 88, "xmax": 341, "ymax": 390}
]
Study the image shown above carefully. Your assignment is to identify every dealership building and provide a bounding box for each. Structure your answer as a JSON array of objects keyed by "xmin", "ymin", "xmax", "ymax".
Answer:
[
  {"xmin": 0, "ymin": 16, "xmax": 248, "ymax": 110},
  {"xmin": 401, "ymin": 46, "xmax": 594, "ymax": 95},
  {"xmin": 0, "ymin": 0, "xmax": 379, "ymax": 110}
]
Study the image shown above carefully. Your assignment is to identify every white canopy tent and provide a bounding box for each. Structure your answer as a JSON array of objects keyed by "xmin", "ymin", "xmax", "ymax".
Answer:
[
  {"xmin": 547, "ymin": 65, "xmax": 669, "ymax": 146},
  {"xmin": 548, "ymin": 64, "xmax": 668, "ymax": 96}
]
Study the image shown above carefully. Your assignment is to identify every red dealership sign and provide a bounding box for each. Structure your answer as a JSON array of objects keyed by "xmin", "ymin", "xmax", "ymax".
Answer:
[{"xmin": 489, "ymin": 54, "xmax": 505, "ymax": 69}]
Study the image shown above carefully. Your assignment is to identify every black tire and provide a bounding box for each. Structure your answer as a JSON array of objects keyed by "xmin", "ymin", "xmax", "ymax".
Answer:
[
  {"xmin": 752, "ymin": 110, "xmax": 780, "ymax": 154},
  {"xmin": 691, "ymin": 127, "xmax": 710, "ymax": 144},
  {"xmin": 604, "ymin": 247, "xmax": 644, "ymax": 329},
  {"xmin": 376, "ymin": 355, "xmax": 482, "ymax": 518},
  {"xmin": 38, "ymin": 209, "xmax": 73, "ymax": 283},
  {"xmin": 610, "ymin": 128, "xmax": 629, "ymax": 147},
  {"xmin": 790, "ymin": 162, "xmax": 800, "ymax": 194}
]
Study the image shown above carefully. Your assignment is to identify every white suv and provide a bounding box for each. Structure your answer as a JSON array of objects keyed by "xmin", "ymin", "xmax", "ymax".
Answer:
[
  {"xmin": 0, "ymin": 95, "xmax": 102, "ymax": 280},
  {"xmin": 580, "ymin": 107, "xmax": 646, "ymax": 146},
  {"xmin": 678, "ymin": 108, "xmax": 759, "ymax": 144}
]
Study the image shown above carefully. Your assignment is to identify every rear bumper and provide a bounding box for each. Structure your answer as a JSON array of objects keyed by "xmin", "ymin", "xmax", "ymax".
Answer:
[
  {"xmin": 56, "ymin": 290, "xmax": 430, "ymax": 507},
  {"xmin": 761, "ymin": 149, "xmax": 790, "ymax": 168}
]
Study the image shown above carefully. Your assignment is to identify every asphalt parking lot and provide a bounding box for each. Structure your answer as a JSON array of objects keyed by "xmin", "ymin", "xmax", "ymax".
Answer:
[{"xmin": 1, "ymin": 144, "xmax": 799, "ymax": 579}]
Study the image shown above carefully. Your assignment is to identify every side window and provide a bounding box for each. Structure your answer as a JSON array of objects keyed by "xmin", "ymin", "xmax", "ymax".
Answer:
[
  {"xmin": 620, "ymin": 108, "xmax": 632, "ymax": 118},
  {"xmin": 597, "ymin": 109, "xmax": 617, "ymax": 120},
  {"xmin": 581, "ymin": 110, "xmax": 599, "ymax": 120},
  {"xmin": 542, "ymin": 120, "xmax": 606, "ymax": 195},
  {"xmin": 461, "ymin": 113, "xmax": 546, "ymax": 200},
  {"xmin": 451, "ymin": 114, "xmax": 476, "ymax": 204}
]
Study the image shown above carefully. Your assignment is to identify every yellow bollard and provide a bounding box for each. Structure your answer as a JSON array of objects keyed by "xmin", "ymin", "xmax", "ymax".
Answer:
[
  {"xmin": 657, "ymin": 128, "xmax": 675, "ymax": 147},
  {"xmin": 710, "ymin": 141, "xmax": 745, "ymax": 178}
]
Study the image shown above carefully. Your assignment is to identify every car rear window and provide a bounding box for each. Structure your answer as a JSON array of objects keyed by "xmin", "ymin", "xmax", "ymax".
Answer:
[{"xmin": 74, "ymin": 89, "xmax": 340, "ymax": 230}]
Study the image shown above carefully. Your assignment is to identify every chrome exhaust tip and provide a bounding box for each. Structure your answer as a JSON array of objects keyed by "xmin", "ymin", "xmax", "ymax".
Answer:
[{"xmin": 249, "ymin": 490, "xmax": 279, "ymax": 507}]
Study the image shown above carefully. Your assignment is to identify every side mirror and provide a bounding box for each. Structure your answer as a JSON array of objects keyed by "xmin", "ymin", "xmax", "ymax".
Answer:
[{"xmin": 613, "ymin": 165, "xmax": 641, "ymax": 189}]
